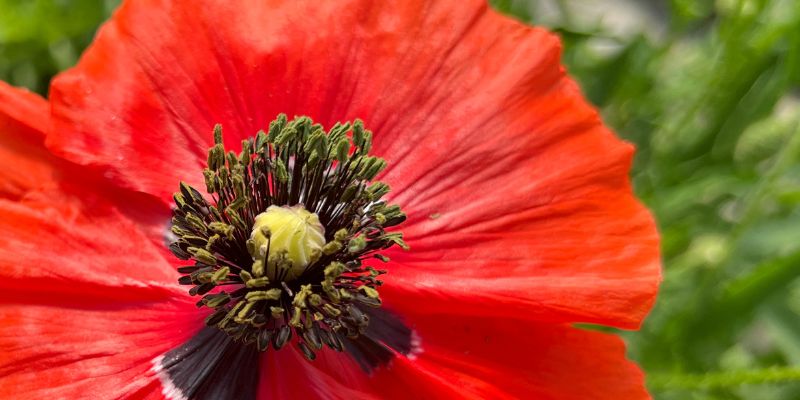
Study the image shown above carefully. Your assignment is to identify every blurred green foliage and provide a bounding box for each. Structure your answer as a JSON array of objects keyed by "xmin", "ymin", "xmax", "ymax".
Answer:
[
  {"xmin": 3, "ymin": 0, "xmax": 800, "ymax": 399},
  {"xmin": 0, "ymin": 0, "xmax": 118, "ymax": 93}
]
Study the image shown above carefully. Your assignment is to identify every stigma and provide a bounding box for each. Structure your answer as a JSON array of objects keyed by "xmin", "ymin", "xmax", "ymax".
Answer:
[{"xmin": 250, "ymin": 205, "xmax": 325, "ymax": 281}]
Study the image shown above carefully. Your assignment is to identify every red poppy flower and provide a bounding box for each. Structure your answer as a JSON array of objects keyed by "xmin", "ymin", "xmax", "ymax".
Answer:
[{"xmin": 0, "ymin": 0, "xmax": 661, "ymax": 399}]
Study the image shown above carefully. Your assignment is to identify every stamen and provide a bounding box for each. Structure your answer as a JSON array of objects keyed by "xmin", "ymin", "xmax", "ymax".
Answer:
[{"xmin": 170, "ymin": 115, "xmax": 408, "ymax": 359}]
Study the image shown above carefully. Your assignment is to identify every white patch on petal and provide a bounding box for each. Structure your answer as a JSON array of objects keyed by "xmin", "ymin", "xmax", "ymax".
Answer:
[
  {"xmin": 407, "ymin": 329, "xmax": 424, "ymax": 360},
  {"xmin": 151, "ymin": 355, "xmax": 188, "ymax": 400}
]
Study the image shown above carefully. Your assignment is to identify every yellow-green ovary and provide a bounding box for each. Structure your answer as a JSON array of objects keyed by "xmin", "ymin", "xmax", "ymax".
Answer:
[{"xmin": 250, "ymin": 205, "xmax": 325, "ymax": 281}]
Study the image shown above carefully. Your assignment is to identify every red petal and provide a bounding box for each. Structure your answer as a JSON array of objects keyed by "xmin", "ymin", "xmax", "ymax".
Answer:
[
  {"xmin": 0, "ymin": 80, "xmax": 206, "ymax": 398},
  {"xmin": 362, "ymin": 8, "xmax": 660, "ymax": 329},
  {"xmin": 0, "ymin": 189, "xmax": 180, "ymax": 303},
  {"xmin": 257, "ymin": 342, "xmax": 467, "ymax": 400},
  {"xmin": 46, "ymin": 0, "xmax": 614, "ymax": 207},
  {"xmin": 0, "ymin": 189, "xmax": 199, "ymax": 398},
  {"xmin": 258, "ymin": 315, "xmax": 649, "ymax": 399},
  {"xmin": 381, "ymin": 121, "xmax": 661, "ymax": 328},
  {"xmin": 0, "ymin": 300, "xmax": 201, "ymax": 399},
  {"xmin": 0, "ymin": 80, "xmax": 173, "ymax": 249},
  {"xmin": 0, "ymin": 81, "xmax": 60, "ymax": 198},
  {"xmin": 377, "ymin": 315, "xmax": 650, "ymax": 399},
  {"xmin": 258, "ymin": 349, "xmax": 377, "ymax": 400}
]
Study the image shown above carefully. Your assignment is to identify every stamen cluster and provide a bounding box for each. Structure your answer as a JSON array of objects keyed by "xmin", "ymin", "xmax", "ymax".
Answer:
[{"xmin": 169, "ymin": 115, "xmax": 407, "ymax": 360}]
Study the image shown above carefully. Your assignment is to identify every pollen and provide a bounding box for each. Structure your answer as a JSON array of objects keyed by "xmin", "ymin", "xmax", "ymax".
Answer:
[{"xmin": 168, "ymin": 114, "xmax": 408, "ymax": 360}]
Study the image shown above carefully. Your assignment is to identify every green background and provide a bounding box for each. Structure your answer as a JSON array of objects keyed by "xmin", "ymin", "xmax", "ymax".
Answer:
[{"xmin": 3, "ymin": 0, "xmax": 799, "ymax": 398}]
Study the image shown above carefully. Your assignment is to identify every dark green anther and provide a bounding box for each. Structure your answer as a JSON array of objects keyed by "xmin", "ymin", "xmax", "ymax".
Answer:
[
  {"xmin": 293, "ymin": 116, "xmax": 310, "ymax": 134},
  {"xmin": 304, "ymin": 132, "xmax": 321, "ymax": 154},
  {"xmin": 362, "ymin": 157, "xmax": 387, "ymax": 180},
  {"xmin": 381, "ymin": 204, "xmax": 402, "ymax": 218},
  {"xmin": 225, "ymin": 208, "xmax": 246, "ymax": 229},
  {"xmin": 203, "ymin": 169, "xmax": 216, "ymax": 192},
  {"xmin": 366, "ymin": 182, "xmax": 390, "ymax": 200},
  {"xmin": 173, "ymin": 193, "xmax": 187, "ymax": 209},
  {"xmin": 204, "ymin": 293, "xmax": 231, "ymax": 308},
  {"xmin": 340, "ymin": 184, "xmax": 359, "ymax": 203},
  {"xmin": 315, "ymin": 133, "xmax": 328, "ymax": 158},
  {"xmin": 185, "ymin": 213, "xmax": 207, "ymax": 233},
  {"xmin": 178, "ymin": 265, "xmax": 200, "ymax": 274},
  {"xmin": 335, "ymin": 137, "xmax": 350, "ymax": 162},
  {"xmin": 213, "ymin": 124, "xmax": 223, "ymax": 144},
  {"xmin": 227, "ymin": 151, "xmax": 239, "ymax": 168},
  {"xmin": 171, "ymin": 225, "xmax": 190, "ymax": 237},
  {"xmin": 327, "ymin": 122, "xmax": 346, "ymax": 143},
  {"xmin": 356, "ymin": 293, "xmax": 381, "ymax": 308},
  {"xmin": 191, "ymin": 282, "xmax": 216, "ymax": 296},
  {"xmin": 240, "ymin": 139, "xmax": 251, "ymax": 165},
  {"xmin": 245, "ymin": 277, "xmax": 269, "ymax": 288},
  {"xmin": 205, "ymin": 234, "xmax": 220, "ymax": 251},
  {"xmin": 270, "ymin": 306, "xmax": 284, "ymax": 319},
  {"xmin": 188, "ymin": 247, "xmax": 217, "ymax": 266},
  {"xmin": 273, "ymin": 158, "xmax": 288, "ymax": 183},
  {"xmin": 255, "ymin": 130, "xmax": 268, "ymax": 150},
  {"xmin": 322, "ymin": 240, "xmax": 343, "ymax": 255},
  {"xmin": 334, "ymin": 229, "xmax": 349, "ymax": 242},
  {"xmin": 267, "ymin": 114, "xmax": 287, "ymax": 143},
  {"xmin": 361, "ymin": 131, "xmax": 373, "ymax": 154},
  {"xmin": 217, "ymin": 167, "xmax": 229, "ymax": 188},
  {"xmin": 209, "ymin": 222, "xmax": 234, "ymax": 239},
  {"xmin": 209, "ymin": 205, "xmax": 223, "ymax": 221},
  {"xmin": 240, "ymin": 269, "xmax": 253, "ymax": 282},
  {"xmin": 382, "ymin": 233, "xmax": 409, "ymax": 250},
  {"xmin": 306, "ymin": 152, "xmax": 320, "ymax": 169},
  {"xmin": 352, "ymin": 119, "xmax": 365, "ymax": 147},
  {"xmin": 348, "ymin": 236, "xmax": 367, "ymax": 254},
  {"xmin": 227, "ymin": 195, "xmax": 248, "ymax": 211},
  {"xmin": 303, "ymin": 327, "xmax": 323, "ymax": 351},
  {"xmin": 273, "ymin": 325, "xmax": 292, "ymax": 350},
  {"xmin": 211, "ymin": 266, "xmax": 230, "ymax": 282},
  {"xmin": 358, "ymin": 285, "xmax": 380, "ymax": 299},
  {"xmin": 214, "ymin": 144, "xmax": 227, "ymax": 171},
  {"xmin": 205, "ymin": 308, "xmax": 227, "ymax": 326},
  {"xmin": 257, "ymin": 329, "xmax": 273, "ymax": 351},
  {"xmin": 274, "ymin": 126, "xmax": 297, "ymax": 146}
]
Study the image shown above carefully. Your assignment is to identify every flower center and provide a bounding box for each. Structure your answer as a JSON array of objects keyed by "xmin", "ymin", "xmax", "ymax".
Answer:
[{"xmin": 169, "ymin": 115, "xmax": 407, "ymax": 360}]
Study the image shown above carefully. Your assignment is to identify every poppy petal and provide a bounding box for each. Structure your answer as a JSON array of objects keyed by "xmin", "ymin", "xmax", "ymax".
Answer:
[
  {"xmin": 374, "ymin": 315, "xmax": 650, "ymax": 400},
  {"xmin": 380, "ymin": 120, "xmax": 661, "ymax": 329},
  {"xmin": 46, "ymin": 0, "xmax": 602, "ymax": 207},
  {"xmin": 360, "ymin": 13, "xmax": 660, "ymax": 330},
  {"xmin": 258, "ymin": 348, "xmax": 377, "ymax": 400},
  {"xmin": 262, "ymin": 314, "xmax": 648, "ymax": 399},
  {"xmin": 0, "ymin": 300, "xmax": 201, "ymax": 399},
  {"xmin": 0, "ymin": 81, "xmax": 59, "ymax": 198},
  {"xmin": 0, "ymin": 190, "xmax": 179, "ymax": 301}
]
